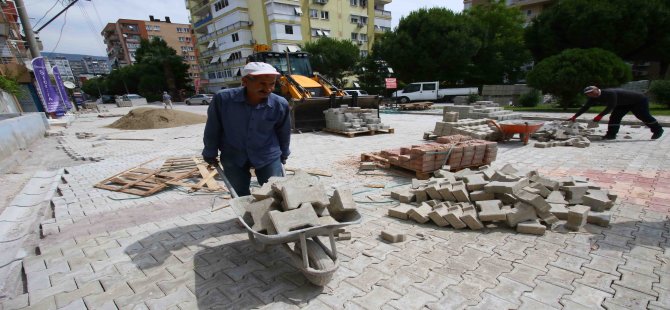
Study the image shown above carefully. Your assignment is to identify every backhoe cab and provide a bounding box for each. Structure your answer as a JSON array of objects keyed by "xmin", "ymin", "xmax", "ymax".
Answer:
[{"xmin": 247, "ymin": 50, "xmax": 380, "ymax": 131}]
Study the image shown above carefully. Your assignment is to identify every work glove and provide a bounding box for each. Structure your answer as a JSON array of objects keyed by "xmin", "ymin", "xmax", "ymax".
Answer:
[
  {"xmin": 593, "ymin": 115, "xmax": 603, "ymax": 122},
  {"xmin": 281, "ymin": 157, "xmax": 287, "ymax": 165},
  {"xmin": 567, "ymin": 116, "xmax": 577, "ymax": 122},
  {"xmin": 204, "ymin": 156, "xmax": 218, "ymax": 167}
]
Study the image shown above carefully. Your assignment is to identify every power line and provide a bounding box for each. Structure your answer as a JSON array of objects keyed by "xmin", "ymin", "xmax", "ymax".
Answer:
[
  {"xmin": 49, "ymin": 7, "xmax": 67, "ymax": 52},
  {"xmin": 76, "ymin": 1, "xmax": 106, "ymax": 54},
  {"xmin": 89, "ymin": 0, "xmax": 105, "ymax": 30},
  {"xmin": 33, "ymin": 0, "xmax": 61, "ymax": 28}
]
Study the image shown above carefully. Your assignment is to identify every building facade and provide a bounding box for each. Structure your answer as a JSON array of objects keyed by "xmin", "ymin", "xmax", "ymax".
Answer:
[
  {"xmin": 101, "ymin": 16, "xmax": 200, "ymax": 80},
  {"xmin": 186, "ymin": 0, "xmax": 393, "ymax": 92},
  {"xmin": 465, "ymin": 0, "xmax": 556, "ymax": 24},
  {"xmin": 42, "ymin": 53, "xmax": 111, "ymax": 87}
]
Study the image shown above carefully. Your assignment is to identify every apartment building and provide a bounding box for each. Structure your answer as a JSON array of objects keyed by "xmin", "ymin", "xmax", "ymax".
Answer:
[
  {"xmin": 101, "ymin": 16, "xmax": 200, "ymax": 80},
  {"xmin": 42, "ymin": 53, "xmax": 111, "ymax": 86},
  {"xmin": 465, "ymin": 0, "xmax": 557, "ymax": 24},
  {"xmin": 186, "ymin": 0, "xmax": 393, "ymax": 92},
  {"xmin": 0, "ymin": 0, "xmax": 30, "ymax": 64}
]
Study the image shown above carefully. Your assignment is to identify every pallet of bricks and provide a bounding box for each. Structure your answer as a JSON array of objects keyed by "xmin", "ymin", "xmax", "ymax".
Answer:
[
  {"xmin": 363, "ymin": 135, "xmax": 497, "ymax": 179},
  {"xmin": 424, "ymin": 110, "xmax": 501, "ymax": 141},
  {"xmin": 386, "ymin": 164, "xmax": 615, "ymax": 236},
  {"xmin": 323, "ymin": 105, "xmax": 393, "ymax": 137}
]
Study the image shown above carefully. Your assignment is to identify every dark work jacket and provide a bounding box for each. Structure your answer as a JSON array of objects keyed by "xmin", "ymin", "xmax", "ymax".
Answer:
[
  {"xmin": 575, "ymin": 88, "xmax": 647, "ymax": 118},
  {"xmin": 202, "ymin": 87, "xmax": 291, "ymax": 168}
]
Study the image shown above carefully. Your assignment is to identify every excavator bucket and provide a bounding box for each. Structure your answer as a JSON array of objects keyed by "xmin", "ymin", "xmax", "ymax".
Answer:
[{"xmin": 289, "ymin": 95, "xmax": 383, "ymax": 132}]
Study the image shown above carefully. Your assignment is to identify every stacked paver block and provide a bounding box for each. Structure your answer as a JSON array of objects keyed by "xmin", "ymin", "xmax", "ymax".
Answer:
[
  {"xmin": 386, "ymin": 164, "xmax": 615, "ymax": 235},
  {"xmin": 323, "ymin": 105, "xmax": 389, "ymax": 132},
  {"xmin": 430, "ymin": 117, "xmax": 501, "ymax": 141},
  {"xmin": 234, "ymin": 170, "xmax": 358, "ymax": 235},
  {"xmin": 444, "ymin": 103, "xmax": 522, "ymax": 121}
]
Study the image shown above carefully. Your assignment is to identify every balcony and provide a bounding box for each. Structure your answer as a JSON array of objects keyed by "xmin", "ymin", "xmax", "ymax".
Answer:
[
  {"xmin": 197, "ymin": 21, "xmax": 253, "ymax": 42},
  {"xmin": 313, "ymin": 0, "xmax": 328, "ymax": 4},
  {"xmin": 375, "ymin": 0, "xmax": 391, "ymax": 4},
  {"xmin": 193, "ymin": 14, "xmax": 213, "ymax": 29},
  {"xmin": 507, "ymin": 0, "xmax": 554, "ymax": 7},
  {"xmin": 374, "ymin": 9, "xmax": 391, "ymax": 18},
  {"xmin": 374, "ymin": 25, "xmax": 391, "ymax": 33},
  {"xmin": 191, "ymin": 0, "xmax": 211, "ymax": 16}
]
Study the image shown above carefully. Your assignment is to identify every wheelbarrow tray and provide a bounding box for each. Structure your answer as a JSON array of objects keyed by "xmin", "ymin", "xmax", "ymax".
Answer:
[{"xmin": 229, "ymin": 196, "xmax": 362, "ymax": 246}]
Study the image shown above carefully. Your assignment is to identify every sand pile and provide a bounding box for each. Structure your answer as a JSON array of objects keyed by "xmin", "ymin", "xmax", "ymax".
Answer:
[{"xmin": 108, "ymin": 107, "xmax": 207, "ymax": 130}]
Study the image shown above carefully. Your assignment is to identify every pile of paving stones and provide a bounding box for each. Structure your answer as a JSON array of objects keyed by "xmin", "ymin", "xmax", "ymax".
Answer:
[
  {"xmin": 323, "ymin": 106, "xmax": 390, "ymax": 132},
  {"xmin": 532, "ymin": 121, "xmax": 605, "ymax": 148},
  {"xmin": 232, "ymin": 171, "xmax": 358, "ymax": 235},
  {"xmin": 445, "ymin": 101, "xmax": 522, "ymax": 121},
  {"xmin": 386, "ymin": 164, "xmax": 615, "ymax": 235},
  {"xmin": 75, "ymin": 132, "xmax": 96, "ymax": 139},
  {"xmin": 428, "ymin": 110, "xmax": 501, "ymax": 141},
  {"xmin": 377, "ymin": 137, "xmax": 498, "ymax": 173}
]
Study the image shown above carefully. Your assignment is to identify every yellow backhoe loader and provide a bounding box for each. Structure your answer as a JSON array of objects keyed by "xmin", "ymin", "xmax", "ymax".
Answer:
[{"xmin": 247, "ymin": 46, "xmax": 381, "ymax": 131}]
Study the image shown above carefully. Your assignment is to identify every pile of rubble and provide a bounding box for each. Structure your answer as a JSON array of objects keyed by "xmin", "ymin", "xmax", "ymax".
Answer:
[
  {"xmin": 323, "ymin": 106, "xmax": 390, "ymax": 132},
  {"xmin": 444, "ymin": 101, "xmax": 522, "ymax": 121},
  {"xmin": 75, "ymin": 132, "xmax": 96, "ymax": 139},
  {"xmin": 532, "ymin": 121, "xmax": 604, "ymax": 148},
  {"xmin": 428, "ymin": 110, "xmax": 501, "ymax": 141},
  {"xmin": 373, "ymin": 136, "xmax": 497, "ymax": 173},
  {"xmin": 231, "ymin": 171, "xmax": 359, "ymax": 235},
  {"xmin": 387, "ymin": 164, "xmax": 614, "ymax": 235}
]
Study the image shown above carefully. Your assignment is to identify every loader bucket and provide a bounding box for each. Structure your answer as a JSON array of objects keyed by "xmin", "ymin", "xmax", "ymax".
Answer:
[{"xmin": 289, "ymin": 95, "xmax": 383, "ymax": 132}]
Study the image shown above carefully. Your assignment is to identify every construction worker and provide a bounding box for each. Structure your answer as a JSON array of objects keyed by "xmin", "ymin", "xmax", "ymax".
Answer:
[
  {"xmin": 569, "ymin": 86, "xmax": 664, "ymax": 140},
  {"xmin": 202, "ymin": 62, "xmax": 291, "ymax": 196},
  {"xmin": 162, "ymin": 91, "xmax": 173, "ymax": 109}
]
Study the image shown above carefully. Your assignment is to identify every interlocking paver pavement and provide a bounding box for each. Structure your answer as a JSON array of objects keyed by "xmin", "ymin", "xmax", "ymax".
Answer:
[{"xmin": 0, "ymin": 103, "xmax": 668, "ymax": 309}]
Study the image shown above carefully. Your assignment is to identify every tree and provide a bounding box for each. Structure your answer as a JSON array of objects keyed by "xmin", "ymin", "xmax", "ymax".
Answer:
[
  {"xmin": 81, "ymin": 77, "xmax": 106, "ymax": 97},
  {"xmin": 526, "ymin": 48, "xmax": 631, "ymax": 109},
  {"xmin": 525, "ymin": 0, "xmax": 670, "ymax": 76},
  {"xmin": 134, "ymin": 37, "xmax": 191, "ymax": 100},
  {"xmin": 465, "ymin": 0, "xmax": 531, "ymax": 85},
  {"xmin": 377, "ymin": 8, "xmax": 480, "ymax": 85},
  {"xmin": 302, "ymin": 37, "xmax": 360, "ymax": 87}
]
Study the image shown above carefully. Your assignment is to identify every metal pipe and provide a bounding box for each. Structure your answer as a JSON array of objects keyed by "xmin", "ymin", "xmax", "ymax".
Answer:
[
  {"xmin": 34, "ymin": 0, "xmax": 80, "ymax": 34},
  {"xmin": 14, "ymin": 0, "xmax": 40, "ymax": 57}
]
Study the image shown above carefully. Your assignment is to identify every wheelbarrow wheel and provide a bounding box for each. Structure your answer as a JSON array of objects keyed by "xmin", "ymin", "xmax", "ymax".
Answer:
[{"xmin": 293, "ymin": 239, "xmax": 335, "ymax": 286}]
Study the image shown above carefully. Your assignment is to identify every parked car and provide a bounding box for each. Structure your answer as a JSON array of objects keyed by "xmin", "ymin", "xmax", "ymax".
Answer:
[
  {"xmin": 392, "ymin": 82, "xmax": 479, "ymax": 103},
  {"xmin": 100, "ymin": 95, "xmax": 116, "ymax": 103},
  {"xmin": 122, "ymin": 94, "xmax": 145, "ymax": 100},
  {"xmin": 185, "ymin": 94, "xmax": 214, "ymax": 105},
  {"xmin": 343, "ymin": 89, "xmax": 369, "ymax": 96}
]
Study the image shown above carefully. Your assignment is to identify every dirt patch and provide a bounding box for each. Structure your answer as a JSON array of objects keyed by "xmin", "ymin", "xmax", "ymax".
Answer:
[{"xmin": 107, "ymin": 107, "xmax": 207, "ymax": 130}]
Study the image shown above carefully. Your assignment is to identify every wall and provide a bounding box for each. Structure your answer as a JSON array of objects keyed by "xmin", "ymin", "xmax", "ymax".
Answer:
[{"xmin": 0, "ymin": 113, "xmax": 48, "ymax": 171}]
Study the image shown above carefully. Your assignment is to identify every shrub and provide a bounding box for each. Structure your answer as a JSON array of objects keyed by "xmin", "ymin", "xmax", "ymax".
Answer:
[
  {"xmin": 518, "ymin": 89, "xmax": 542, "ymax": 107},
  {"xmin": 649, "ymin": 80, "xmax": 670, "ymax": 108},
  {"xmin": 467, "ymin": 93, "xmax": 481, "ymax": 103}
]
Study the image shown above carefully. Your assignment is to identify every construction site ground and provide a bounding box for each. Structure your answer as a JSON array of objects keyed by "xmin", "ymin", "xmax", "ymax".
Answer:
[{"xmin": 0, "ymin": 101, "xmax": 668, "ymax": 309}]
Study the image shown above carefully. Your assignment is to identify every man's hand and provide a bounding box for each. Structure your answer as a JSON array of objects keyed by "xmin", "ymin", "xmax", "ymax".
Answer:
[
  {"xmin": 281, "ymin": 157, "xmax": 287, "ymax": 165},
  {"xmin": 593, "ymin": 115, "xmax": 603, "ymax": 122},
  {"xmin": 567, "ymin": 116, "xmax": 577, "ymax": 122},
  {"xmin": 204, "ymin": 156, "xmax": 218, "ymax": 167}
]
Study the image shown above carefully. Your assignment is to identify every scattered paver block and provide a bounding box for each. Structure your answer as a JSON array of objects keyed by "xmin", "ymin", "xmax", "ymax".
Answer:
[
  {"xmin": 438, "ymin": 185, "xmax": 456, "ymax": 201},
  {"xmin": 565, "ymin": 205, "xmax": 590, "ymax": 231},
  {"xmin": 336, "ymin": 232, "xmax": 352, "ymax": 240},
  {"xmin": 412, "ymin": 188, "xmax": 428, "ymax": 203},
  {"xmin": 411, "ymin": 178, "xmax": 428, "ymax": 189},
  {"xmin": 246, "ymin": 198, "xmax": 279, "ymax": 233},
  {"xmin": 476, "ymin": 200, "xmax": 506, "ymax": 222},
  {"xmin": 549, "ymin": 203, "xmax": 569, "ymax": 220},
  {"xmin": 460, "ymin": 203, "xmax": 484, "ymax": 230},
  {"xmin": 381, "ymin": 230, "xmax": 406, "ymax": 243},
  {"xmin": 360, "ymin": 162, "xmax": 377, "ymax": 170},
  {"xmin": 464, "ymin": 174, "xmax": 488, "ymax": 191},
  {"xmin": 529, "ymin": 183, "xmax": 551, "ymax": 198},
  {"xmin": 407, "ymin": 203, "xmax": 432, "ymax": 223},
  {"xmin": 537, "ymin": 209, "xmax": 559, "ymax": 225},
  {"xmin": 491, "ymin": 170, "xmax": 520, "ymax": 182},
  {"xmin": 329, "ymin": 188, "xmax": 358, "ymax": 213},
  {"xmin": 516, "ymin": 219, "xmax": 546, "ymax": 235},
  {"xmin": 484, "ymin": 178, "xmax": 528, "ymax": 194},
  {"xmin": 499, "ymin": 164, "xmax": 519, "ymax": 176},
  {"xmin": 587, "ymin": 211, "xmax": 611, "ymax": 227},
  {"xmin": 251, "ymin": 180, "xmax": 277, "ymax": 200},
  {"xmin": 269, "ymin": 203, "xmax": 320, "ymax": 234},
  {"xmin": 444, "ymin": 204, "xmax": 467, "ymax": 229},
  {"xmin": 582, "ymin": 190, "xmax": 612, "ymax": 212},
  {"xmin": 318, "ymin": 216, "xmax": 340, "ymax": 226},
  {"xmin": 470, "ymin": 190, "xmax": 494, "ymax": 201},
  {"xmin": 428, "ymin": 204, "xmax": 451, "ymax": 227},
  {"xmin": 562, "ymin": 185, "xmax": 589, "ymax": 204},
  {"xmin": 391, "ymin": 188, "xmax": 415, "ymax": 203},
  {"xmin": 454, "ymin": 168, "xmax": 477, "ymax": 179},
  {"xmin": 506, "ymin": 203, "xmax": 537, "ymax": 227},
  {"xmin": 530, "ymin": 175, "xmax": 560, "ymax": 190},
  {"xmin": 450, "ymin": 183, "xmax": 470, "ymax": 202},
  {"xmin": 495, "ymin": 192, "xmax": 519, "ymax": 205},
  {"xmin": 281, "ymin": 182, "xmax": 329, "ymax": 211},
  {"xmin": 546, "ymin": 191, "xmax": 568, "ymax": 204},
  {"xmin": 514, "ymin": 189, "xmax": 550, "ymax": 213},
  {"xmin": 388, "ymin": 203, "xmax": 414, "ymax": 220},
  {"xmin": 424, "ymin": 186, "xmax": 443, "ymax": 201}
]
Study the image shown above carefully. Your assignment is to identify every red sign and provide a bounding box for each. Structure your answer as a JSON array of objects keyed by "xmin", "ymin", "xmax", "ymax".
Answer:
[{"xmin": 385, "ymin": 78, "xmax": 397, "ymax": 89}]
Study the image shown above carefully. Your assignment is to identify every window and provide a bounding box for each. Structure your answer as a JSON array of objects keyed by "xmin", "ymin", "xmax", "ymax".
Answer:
[
  {"xmin": 360, "ymin": 0, "xmax": 367, "ymax": 7},
  {"xmin": 403, "ymin": 84, "xmax": 420, "ymax": 93},
  {"xmin": 228, "ymin": 51, "xmax": 242, "ymax": 61},
  {"xmin": 350, "ymin": 16, "xmax": 359, "ymax": 23},
  {"xmin": 322, "ymin": 29, "xmax": 330, "ymax": 36},
  {"xmin": 178, "ymin": 37, "xmax": 185, "ymax": 42},
  {"xmin": 185, "ymin": 37, "xmax": 191, "ymax": 42},
  {"xmin": 351, "ymin": 33, "xmax": 358, "ymax": 40},
  {"xmin": 285, "ymin": 25, "xmax": 294, "ymax": 35},
  {"xmin": 294, "ymin": 7, "xmax": 303, "ymax": 16},
  {"xmin": 208, "ymin": 72, "xmax": 216, "ymax": 79},
  {"xmin": 231, "ymin": 33, "xmax": 239, "ymax": 42},
  {"xmin": 309, "ymin": 9, "xmax": 318, "ymax": 18},
  {"xmin": 176, "ymin": 27, "xmax": 183, "ymax": 33},
  {"xmin": 320, "ymin": 11, "xmax": 329, "ymax": 19},
  {"xmin": 216, "ymin": 71, "xmax": 223, "ymax": 79},
  {"xmin": 360, "ymin": 50, "xmax": 368, "ymax": 57},
  {"xmin": 526, "ymin": 10, "xmax": 532, "ymax": 16},
  {"xmin": 153, "ymin": 25, "xmax": 160, "ymax": 31},
  {"xmin": 423, "ymin": 83, "xmax": 436, "ymax": 91},
  {"xmin": 145, "ymin": 25, "xmax": 152, "ymax": 31},
  {"xmin": 214, "ymin": 0, "xmax": 229, "ymax": 11},
  {"xmin": 350, "ymin": 0, "xmax": 358, "ymax": 6},
  {"xmin": 359, "ymin": 34, "xmax": 368, "ymax": 42}
]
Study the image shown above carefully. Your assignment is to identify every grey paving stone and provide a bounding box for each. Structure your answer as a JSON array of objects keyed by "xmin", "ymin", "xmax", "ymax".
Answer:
[
  {"xmin": 537, "ymin": 266, "xmax": 581, "ymax": 291},
  {"xmin": 548, "ymin": 253, "xmax": 590, "ymax": 275},
  {"xmin": 561, "ymin": 283, "xmax": 613, "ymax": 309},
  {"xmin": 575, "ymin": 267, "xmax": 618, "ymax": 294},
  {"xmin": 518, "ymin": 296, "xmax": 560, "ymax": 310},
  {"xmin": 604, "ymin": 284, "xmax": 656, "ymax": 309},
  {"xmin": 468, "ymin": 292, "xmax": 518, "ymax": 310},
  {"xmin": 350, "ymin": 285, "xmax": 400, "ymax": 310},
  {"xmin": 614, "ymin": 269, "xmax": 659, "ymax": 297},
  {"xmin": 485, "ymin": 276, "xmax": 532, "ymax": 306}
]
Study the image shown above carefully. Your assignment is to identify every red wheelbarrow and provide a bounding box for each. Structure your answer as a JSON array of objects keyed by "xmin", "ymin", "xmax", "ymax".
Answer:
[{"xmin": 488, "ymin": 120, "xmax": 544, "ymax": 145}]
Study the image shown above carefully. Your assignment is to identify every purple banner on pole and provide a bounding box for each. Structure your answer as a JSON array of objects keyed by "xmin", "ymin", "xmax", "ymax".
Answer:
[
  {"xmin": 52, "ymin": 66, "xmax": 72, "ymax": 110},
  {"xmin": 31, "ymin": 57, "xmax": 60, "ymax": 113}
]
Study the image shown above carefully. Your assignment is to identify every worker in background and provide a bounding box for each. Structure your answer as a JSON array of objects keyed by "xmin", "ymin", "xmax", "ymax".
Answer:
[
  {"xmin": 568, "ymin": 86, "xmax": 664, "ymax": 140},
  {"xmin": 202, "ymin": 62, "xmax": 291, "ymax": 196},
  {"xmin": 162, "ymin": 91, "xmax": 173, "ymax": 110}
]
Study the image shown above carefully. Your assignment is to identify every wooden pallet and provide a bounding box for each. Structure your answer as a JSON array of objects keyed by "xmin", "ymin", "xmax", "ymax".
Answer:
[
  {"xmin": 398, "ymin": 102, "xmax": 433, "ymax": 110},
  {"xmin": 95, "ymin": 167, "xmax": 193, "ymax": 196},
  {"xmin": 166, "ymin": 163, "xmax": 223, "ymax": 192},
  {"xmin": 161, "ymin": 156, "xmax": 202, "ymax": 174},
  {"xmin": 324, "ymin": 127, "xmax": 395, "ymax": 138}
]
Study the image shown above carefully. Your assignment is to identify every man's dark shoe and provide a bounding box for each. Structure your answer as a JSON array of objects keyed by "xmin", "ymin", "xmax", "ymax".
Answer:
[
  {"xmin": 602, "ymin": 135, "xmax": 616, "ymax": 140},
  {"xmin": 651, "ymin": 129, "xmax": 664, "ymax": 140}
]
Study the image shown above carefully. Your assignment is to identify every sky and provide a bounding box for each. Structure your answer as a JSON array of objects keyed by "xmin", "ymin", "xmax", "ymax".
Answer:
[{"xmin": 28, "ymin": 0, "xmax": 463, "ymax": 57}]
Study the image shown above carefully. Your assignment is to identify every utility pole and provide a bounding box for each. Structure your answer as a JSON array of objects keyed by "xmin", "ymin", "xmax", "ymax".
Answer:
[{"xmin": 14, "ymin": 0, "xmax": 40, "ymax": 57}]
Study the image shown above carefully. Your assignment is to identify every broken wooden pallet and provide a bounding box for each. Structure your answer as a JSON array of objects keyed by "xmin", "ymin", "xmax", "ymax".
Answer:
[
  {"xmin": 166, "ymin": 162, "xmax": 223, "ymax": 192},
  {"xmin": 323, "ymin": 127, "xmax": 395, "ymax": 138},
  {"xmin": 94, "ymin": 167, "xmax": 193, "ymax": 196}
]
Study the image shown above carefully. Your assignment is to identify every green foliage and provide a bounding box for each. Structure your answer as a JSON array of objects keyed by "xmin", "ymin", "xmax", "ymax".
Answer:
[
  {"xmin": 0, "ymin": 75, "xmax": 21, "ymax": 96},
  {"xmin": 465, "ymin": 0, "xmax": 532, "ymax": 85},
  {"xmin": 467, "ymin": 93, "xmax": 481, "ymax": 103},
  {"xmin": 526, "ymin": 48, "xmax": 631, "ymax": 109},
  {"xmin": 303, "ymin": 37, "xmax": 360, "ymax": 87},
  {"xmin": 525, "ymin": 0, "xmax": 670, "ymax": 75},
  {"xmin": 354, "ymin": 40, "xmax": 394, "ymax": 96},
  {"xmin": 649, "ymin": 80, "xmax": 670, "ymax": 108},
  {"xmin": 518, "ymin": 89, "xmax": 542, "ymax": 107}
]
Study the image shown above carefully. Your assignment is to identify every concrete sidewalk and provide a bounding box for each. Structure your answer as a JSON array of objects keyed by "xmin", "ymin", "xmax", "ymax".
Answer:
[{"xmin": 0, "ymin": 104, "xmax": 667, "ymax": 309}]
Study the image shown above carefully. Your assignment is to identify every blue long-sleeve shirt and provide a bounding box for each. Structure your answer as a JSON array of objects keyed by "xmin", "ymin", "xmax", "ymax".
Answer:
[{"xmin": 202, "ymin": 87, "xmax": 291, "ymax": 168}]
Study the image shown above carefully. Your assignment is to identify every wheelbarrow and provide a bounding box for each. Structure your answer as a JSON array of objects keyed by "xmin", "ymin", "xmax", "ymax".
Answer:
[
  {"xmin": 214, "ymin": 165, "xmax": 361, "ymax": 286},
  {"xmin": 487, "ymin": 120, "xmax": 544, "ymax": 145}
]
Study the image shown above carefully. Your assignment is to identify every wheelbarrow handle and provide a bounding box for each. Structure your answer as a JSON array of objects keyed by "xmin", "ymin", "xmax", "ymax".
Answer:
[{"xmin": 213, "ymin": 164, "xmax": 239, "ymax": 199}]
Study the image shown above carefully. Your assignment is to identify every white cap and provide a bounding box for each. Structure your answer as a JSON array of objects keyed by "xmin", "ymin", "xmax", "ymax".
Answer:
[
  {"xmin": 583, "ymin": 86, "xmax": 598, "ymax": 94},
  {"xmin": 242, "ymin": 62, "xmax": 280, "ymax": 77}
]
